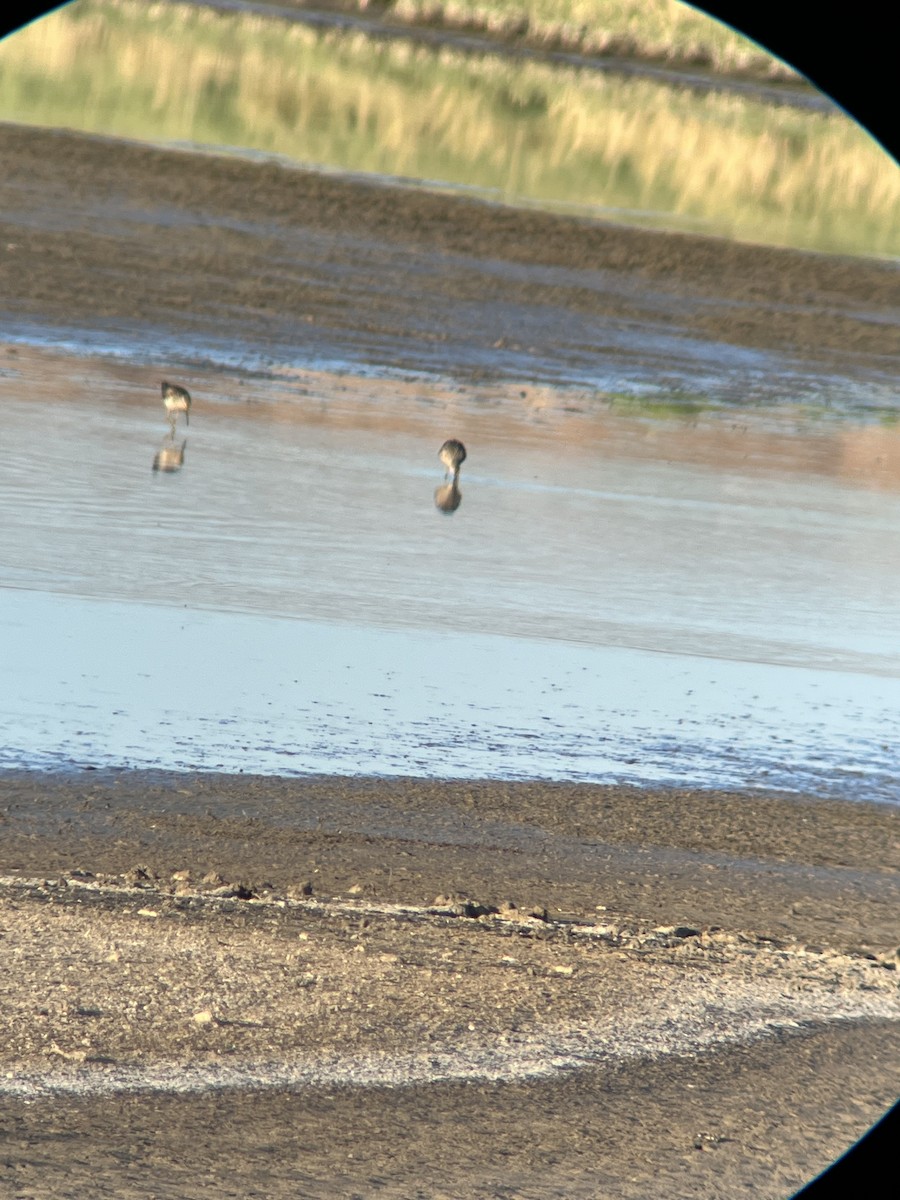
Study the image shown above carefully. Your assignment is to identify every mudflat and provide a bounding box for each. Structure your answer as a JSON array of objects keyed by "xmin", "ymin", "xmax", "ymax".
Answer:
[
  {"xmin": 1, "ymin": 770, "xmax": 898, "ymax": 1198},
  {"xmin": 1, "ymin": 121, "xmax": 898, "ymax": 382},
  {"xmin": 1, "ymin": 116, "xmax": 899, "ymax": 1197}
]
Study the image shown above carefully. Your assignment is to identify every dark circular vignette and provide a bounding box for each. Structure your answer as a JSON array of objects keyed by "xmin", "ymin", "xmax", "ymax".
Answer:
[
  {"xmin": 690, "ymin": 1, "xmax": 897, "ymax": 161},
  {"xmin": 0, "ymin": 0, "xmax": 896, "ymax": 1196},
  {"xmin": 790, "ymin": 1101, "xmax": 899, "ymax": 1199},
  {"xmin": 0, "ymin": 2, "xmax": 897, "ymax": 158}
]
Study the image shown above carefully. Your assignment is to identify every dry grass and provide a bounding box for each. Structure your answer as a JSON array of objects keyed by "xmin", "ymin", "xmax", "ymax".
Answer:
[
  {"xmin": 385, "ymin": 0, "xmax": 800, "ymax": 78},
  {"xmin": 0, "ymin": 0, "xmax": 896, "ymax": 256}
]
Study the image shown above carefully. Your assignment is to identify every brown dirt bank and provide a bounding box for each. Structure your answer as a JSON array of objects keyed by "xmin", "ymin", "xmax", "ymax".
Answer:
[
  {"xmin": 0, "ymin": 122, "xmax": 896, "ymax": 382},
  {"xmin": 1, "ymin": 768, "xmax": 900, "ymax": 1200},
  {"xmin": 3, "ymin": 771, "xmax": 899, "ymax": 951},
  {"xmin": 1, "ymin": 771, "xmax": 898, "ymax": 1197}
]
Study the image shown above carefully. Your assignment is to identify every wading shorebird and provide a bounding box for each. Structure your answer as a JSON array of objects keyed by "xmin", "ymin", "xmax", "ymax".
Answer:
[
  {"xmin": 439, "ymin": 438, "xmax": 466, "ymax": 481},
  {"xmin": 161, "ymin": 380, "xmax": 191, "ymax": 428}
]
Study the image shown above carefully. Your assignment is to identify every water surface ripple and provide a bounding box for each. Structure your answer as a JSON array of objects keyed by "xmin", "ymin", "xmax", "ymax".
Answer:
[{"xmin": 2, "ymin": 357, "xmax": 897, "ymax": 803}]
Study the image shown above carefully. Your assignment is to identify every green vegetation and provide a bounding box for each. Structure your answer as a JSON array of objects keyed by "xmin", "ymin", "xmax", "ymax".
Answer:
[
  {"xmin": 0, "ymin": 0, "xmax": 896, "ymax": 257},
  {"xmin": 605, "ymin": 391, "xmax": 712, "ymax": 420}
]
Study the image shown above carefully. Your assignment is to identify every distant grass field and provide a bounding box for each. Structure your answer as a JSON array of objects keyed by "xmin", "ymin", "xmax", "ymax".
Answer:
[
  {"xmin": 1, "ymin": 0, "xmax": 895, "ymax": 257},
  {"xmin": 304, "ymin": 0, "xmax": 800, "ymax": 79}
]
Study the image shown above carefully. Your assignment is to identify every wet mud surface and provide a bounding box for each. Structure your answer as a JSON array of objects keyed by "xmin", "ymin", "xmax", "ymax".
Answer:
[
  {"xmin": 1, "ymin": 122, "xmax": 897, "ymax": 392},
  {"xmin": 1, "ymin": 771, "xmax": 899, "ymax": 1197},
  {"xmin": 4, "ymin": 771, "xmax": 900, "ymax": 951},
  {"xmin": 4, "ymin": 1017, "xmax": 898, "ymax": 1200}
]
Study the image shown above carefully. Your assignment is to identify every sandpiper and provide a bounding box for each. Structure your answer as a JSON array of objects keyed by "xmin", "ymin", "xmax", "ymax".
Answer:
[
  {"xmin": 439, "ymin": 438, "xmax": 466, "ymax": 481},
  {"xmin": 161, "ymin": 380, "xmax": 191, "ymax": 427}
]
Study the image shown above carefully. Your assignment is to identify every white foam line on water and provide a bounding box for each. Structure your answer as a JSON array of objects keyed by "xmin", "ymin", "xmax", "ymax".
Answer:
[{"xmin": 3, "ymin": 982, "xmax": 897, "ymax": 1102}]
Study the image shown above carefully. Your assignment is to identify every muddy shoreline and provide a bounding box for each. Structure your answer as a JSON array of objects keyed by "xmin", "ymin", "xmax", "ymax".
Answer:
[
  {"xmin": 1, "ymin": 770, "xmax": 898, "ymax": 1196},
  {"xmin": 1, "ymin": 116, "xmax": 899, "ymax": 1195},
  {"xmin": 2, "ymin": 121, "xmax": 898, "ymax": 391},
  {"xmin": 4, "ymin": 770, "xmax": 900, "ymax": 950}
]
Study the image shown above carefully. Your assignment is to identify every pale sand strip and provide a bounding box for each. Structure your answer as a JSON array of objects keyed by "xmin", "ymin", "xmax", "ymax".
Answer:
[{"xmin": 2, "ymin": 877, "xmax": 896, "ymax": 1100}]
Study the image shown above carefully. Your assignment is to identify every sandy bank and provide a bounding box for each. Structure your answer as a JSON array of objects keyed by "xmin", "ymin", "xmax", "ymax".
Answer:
[{"xmin": 1, "ymin": 771, "xmax": 897, "ymax": 1196}]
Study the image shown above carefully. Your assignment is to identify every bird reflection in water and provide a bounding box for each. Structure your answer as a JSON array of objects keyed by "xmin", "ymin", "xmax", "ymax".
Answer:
[
  {"xmin": 434, "ymin": 479, "xmax": 462, "ymax": 513},
  {"xmin": 152, "ymin": 434, "xmax": 187, "ymax": 473},
  {"xmin": 434, "ymin": 438, "xmax": 466, "ymax": 514}
]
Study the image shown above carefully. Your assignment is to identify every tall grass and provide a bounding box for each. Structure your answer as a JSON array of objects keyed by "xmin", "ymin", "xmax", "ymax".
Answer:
[
  {"xmin": 1, "ymin": 0, "xmax": 895, "ymax": 257},
  {"xmin": 321, "ymin": 0, "xmax": 800, "ymax": 78}
]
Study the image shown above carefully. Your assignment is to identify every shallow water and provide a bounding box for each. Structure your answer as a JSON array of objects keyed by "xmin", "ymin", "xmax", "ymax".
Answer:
[{"xmin": 2, "ymin": 346, "xmax": 898, "ymax": 801}]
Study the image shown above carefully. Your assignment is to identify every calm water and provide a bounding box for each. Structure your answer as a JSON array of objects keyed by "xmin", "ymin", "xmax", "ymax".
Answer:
[
  {"xmin": 0, "ymin": 3, "xmax": 897, "ymax": 800},
  {"xmin": 1, "ymin": 345, "xmax": 898, "ymax": 801}
]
